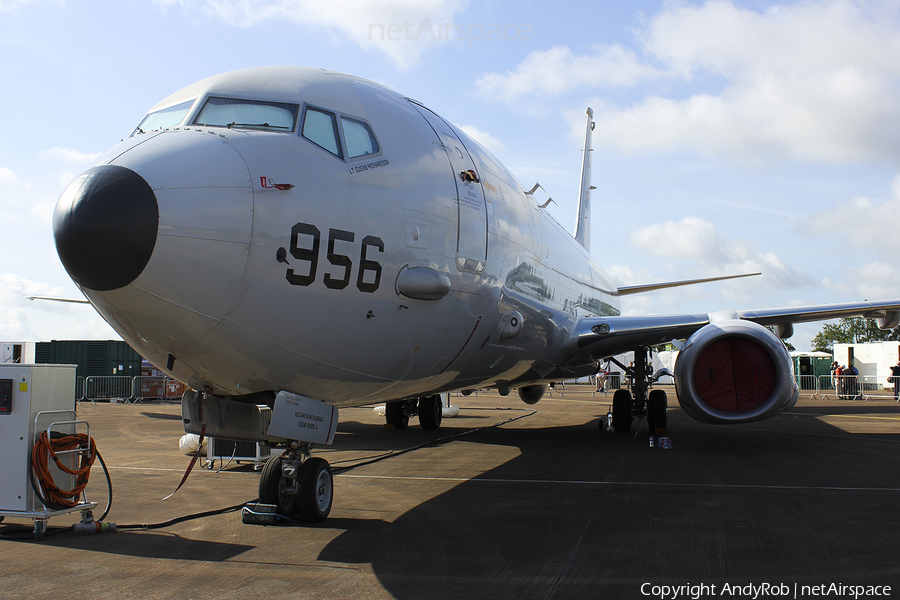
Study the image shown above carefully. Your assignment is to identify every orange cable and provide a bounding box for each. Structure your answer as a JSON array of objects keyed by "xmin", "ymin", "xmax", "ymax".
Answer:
[{"xmin": 31, "ymin": 431, "xmax": 97, "ymax": 509}]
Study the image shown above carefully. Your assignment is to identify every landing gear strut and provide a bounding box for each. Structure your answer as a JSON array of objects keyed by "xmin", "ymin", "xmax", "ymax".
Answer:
[
  {"xmin": 605, "ymin": 347, "xmax": 668, "ymax": 434},
  {"xmin": 384, "ymin": 395, "xmax": 445, "ymax": 430},
  {"xmin": 259, "ymin": 441, "xmax": 333, "ymax": 522}
]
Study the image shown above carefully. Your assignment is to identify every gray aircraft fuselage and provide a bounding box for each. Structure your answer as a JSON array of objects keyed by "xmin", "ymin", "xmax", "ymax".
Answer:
[{"xmin": 54, "ymin": 66, "xmax": 618, "ymax": 406}]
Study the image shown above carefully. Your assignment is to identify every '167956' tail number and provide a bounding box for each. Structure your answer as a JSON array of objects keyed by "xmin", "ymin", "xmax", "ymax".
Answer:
[{"xmin": 285, "ymin": 222, "xmax": 384, "ymax": 293}]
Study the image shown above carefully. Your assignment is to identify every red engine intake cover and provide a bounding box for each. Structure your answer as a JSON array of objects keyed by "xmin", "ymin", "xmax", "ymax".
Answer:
[{"xmin": 693, "ymin": 337, "xmax": 775, "ymax": 412}]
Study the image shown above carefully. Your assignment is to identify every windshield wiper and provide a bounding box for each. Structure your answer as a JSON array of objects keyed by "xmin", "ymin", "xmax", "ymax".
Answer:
[{"xmin": 226, "ymin": 122, "xmax": 289, "ymax": 130}]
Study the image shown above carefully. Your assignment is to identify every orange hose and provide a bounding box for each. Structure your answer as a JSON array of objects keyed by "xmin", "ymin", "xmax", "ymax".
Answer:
[{"xmin": 31, "ymin": 431, "xmax": 97, "ymax": 509}]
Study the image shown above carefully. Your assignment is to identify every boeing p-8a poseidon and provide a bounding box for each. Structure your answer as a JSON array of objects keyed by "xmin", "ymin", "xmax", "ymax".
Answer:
[{"xmin": 52, "ymin": 66, "xmax": 900, "ymax": 522}]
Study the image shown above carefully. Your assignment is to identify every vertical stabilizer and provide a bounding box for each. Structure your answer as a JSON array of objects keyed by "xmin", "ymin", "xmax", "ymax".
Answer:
[{"xmin": 574, "ymin": 107, "xmax": 594, "ymax": 252}]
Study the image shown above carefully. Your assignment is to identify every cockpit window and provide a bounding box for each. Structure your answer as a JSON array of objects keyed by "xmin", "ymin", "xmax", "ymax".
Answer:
[
  {"xmin": 193, "ymin": 97, "xmax": 299, "ymax": 131},
  {"xmin": 132, "ymin": 99, "xmax": 195, "ymax": 136},
  {"xmin": 302, "ymin": 107, "xmax": 342, "ymax": 158},
  {"xmin": 341, "ymin": 117, "xmax": 379, "ymax": 158}
]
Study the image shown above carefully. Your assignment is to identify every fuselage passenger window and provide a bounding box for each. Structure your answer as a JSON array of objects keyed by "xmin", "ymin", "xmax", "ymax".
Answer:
[
  {"xmin": 341, "ymin": 117, "xmax": 379, "ymax": 158},
  {"xmin": 302, "ymin": 108, "xmax": 343, "ymax": 158}
]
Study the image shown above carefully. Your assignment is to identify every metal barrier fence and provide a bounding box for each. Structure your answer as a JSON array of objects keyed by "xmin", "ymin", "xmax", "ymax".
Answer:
[
  {"xmin": 543, "ymin": 374, "xmax": 900, "ymax": 402},
  {"xmin": 84, "ymin": 376, "xmax": 134, "ymax": 404},
  {"xmin": 77, "ymin": 375, "xmax": 186, "ymax": 404},
  {"xmin": 132, "ymin": 376, "xmax": 184, "ymax": 403},
  {"xmin": 75, "ymin": 376, "xmax": 85, "ymax": 403},
  {"xmin": 73, "ymin": 373, "xmax": 900, "ymax": 404},
  {"xmin": 547, "ymin": 375, "xmax": 674, "ymax": 397},
  {"xmin": 813, "ymin": 374, "xmax": 900, "ymax": 401}
]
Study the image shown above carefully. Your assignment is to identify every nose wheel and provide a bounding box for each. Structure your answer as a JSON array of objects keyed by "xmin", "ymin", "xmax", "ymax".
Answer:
[{"xmin": 259, "ymin": 445, "xmax": 333, "ymax": 523}]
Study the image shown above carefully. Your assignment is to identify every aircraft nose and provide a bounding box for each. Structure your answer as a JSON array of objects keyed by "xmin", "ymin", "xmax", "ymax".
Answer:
[{"xmin": 53, "ymin": 165, "xmax": 159, "ymax": 292}]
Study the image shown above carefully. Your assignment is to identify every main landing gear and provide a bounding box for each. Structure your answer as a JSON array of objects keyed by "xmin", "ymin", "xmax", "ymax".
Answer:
[
  {"xmin": 259, "ymin": 441, "xmax": 333, "ymax": 522},
  {"xmin": 602, "ymin": 347, "xmax": 668, "ymax": 435},
  {"xmin": 384, "ymin": 394, "xmax": 444, "ymax": 430}
]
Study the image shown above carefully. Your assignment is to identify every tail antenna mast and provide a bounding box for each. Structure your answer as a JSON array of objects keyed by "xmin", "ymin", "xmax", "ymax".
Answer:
[{"xmin": 574, "ymin": 107, "xmax": 595, "ymax": 253}]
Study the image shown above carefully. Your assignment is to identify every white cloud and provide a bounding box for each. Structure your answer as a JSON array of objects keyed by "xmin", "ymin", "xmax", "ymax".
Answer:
[
  {"xmin": 805, "ymin": 173, "xmax": 900, "ymax": 260},
  {"xmin": 0, "ymin": 163, "xmax": 71, "ymax": 223},
  {"xmin": 39, "ymin": 147, "xmax": 100, "ymax": 165},
  {"xmin": 476, "ymin": 44, "xmax": 664, "ymax": 103},
  {"xmin": 0, "ymin": 274, "xmax": 116, "ymax": 341},
  {"xmin": 0, "ymin": 167, "xmax": 16, "ymax": 185},
  {"xmin": 0, "ymin": 166, "xmax": 25, "ymax": 207},
  {"xmin": 480, "ymin": 0, "xmax": 900, "ymax": 164},
  {"xmin": 0, "ymin": 0, "xmax": 34, "ymax": 11},
  {"xmin": 630, "ymin": 217, "xmax": 723, "ymax": 264},
  {"xmin": 459, "ymin": 124, "xmax": 504, "ymax": 154},
  {"xmin": 821, "ymin": 260, "xmax": 900, "ymax": 300},
  {"xmin": 180, "ymin": 0, "xmax": 468, "ymax": 68},
  {"xmin": 38, "ymin": 148, "xmax": 100, "ymax": 199},
  {"xmin": 629, "ymin": 216, "xmax": 815, "ymax": 291},
  {"xmin": 0, "ymin": 0, "xmax": 62, "ymax": 13}
]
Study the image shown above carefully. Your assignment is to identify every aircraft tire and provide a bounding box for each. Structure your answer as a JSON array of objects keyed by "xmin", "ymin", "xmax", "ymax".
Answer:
[
  {"xmin": 648, "ymin": 389, "xmax": 668, "ymax": 433},
  {"xmin": 418, "ymin": 395, "xmax": 443, "ymax": 430},
  {"xmin": 385, "ymin": 400, "xmax": 409, "ymax": 429},
  {"xmin": 298, "ymin": 457, "xmax": 333, "ymax": 522},
  {"xmin": 259, "ymin": 456, "xmax": 297, "ymax": 517},
  {"xmin": 612, "ymin": 389, "xmax": 632, "ymax": 433}
]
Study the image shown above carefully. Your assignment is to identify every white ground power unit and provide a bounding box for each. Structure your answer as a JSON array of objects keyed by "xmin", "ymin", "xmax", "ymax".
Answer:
[{"xmin": 0, "ymin": 364, "xmax": 96, "ymax": 538}]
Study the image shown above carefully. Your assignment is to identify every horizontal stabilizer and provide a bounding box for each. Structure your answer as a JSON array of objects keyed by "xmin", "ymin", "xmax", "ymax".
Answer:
[
  {"xmin": 615, "ymin": 273, "xmax": 760, "ymax": 296},
  {"xmin": 27, "ymin": 295, "xmax": 91, "ymax": 304}
]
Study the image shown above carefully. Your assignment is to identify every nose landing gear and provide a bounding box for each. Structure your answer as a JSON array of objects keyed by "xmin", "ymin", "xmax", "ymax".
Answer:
[{"xmin": 259, "ymin": 441, "xmax": 333, "ymax": 522}]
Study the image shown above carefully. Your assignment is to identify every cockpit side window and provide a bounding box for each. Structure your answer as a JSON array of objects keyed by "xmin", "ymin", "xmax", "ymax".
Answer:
[
  {"xmin": 132, "ymin": 99, "xmax": 195, "ymax": 136},
  {"xmin": 302, "ymin": 107, "xmax": 343, "ymax": 159},
  {"xmin": 341, "ymin": 117, "xmax": 379, "ymax": 158},
  {"xmin": 193, "ymin": 97, "xmax": 299, "ymax": 131}
]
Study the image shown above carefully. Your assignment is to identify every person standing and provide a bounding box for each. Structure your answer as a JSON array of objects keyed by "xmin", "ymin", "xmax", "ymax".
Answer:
[
  {"xmin": 845, "ymin": 362, "xmax": 860, "ymax": 400},
  {"xmin": 890, "ymin": 361, "xmax": 900, "ymax": 402},
  {"xmin": 835, "ymin": 363, "xmax": 844, "ymax": 399}
]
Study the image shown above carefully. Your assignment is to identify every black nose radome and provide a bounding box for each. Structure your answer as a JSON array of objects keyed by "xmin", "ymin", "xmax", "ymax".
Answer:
[{"xmin": 53, "ymin": 165, "xmax": 159, "ymax": 292}]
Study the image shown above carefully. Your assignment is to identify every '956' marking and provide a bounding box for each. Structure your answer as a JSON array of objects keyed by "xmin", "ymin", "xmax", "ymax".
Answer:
[{"xmin": 286, "ymin": 222, "xmax": 384, "ymax": 293}]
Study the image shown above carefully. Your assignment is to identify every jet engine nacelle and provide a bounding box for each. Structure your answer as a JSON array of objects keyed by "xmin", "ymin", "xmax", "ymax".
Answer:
[{"xmin": 674, "ymin": 319, "xmax": 798, "ymax": 424}]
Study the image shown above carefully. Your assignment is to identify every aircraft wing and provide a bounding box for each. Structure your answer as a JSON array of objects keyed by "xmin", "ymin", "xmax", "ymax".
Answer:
[
  {"xmin": 572, "ymin": 299, "xmax": 900, "ymax": 360},
  {"xmin": 735, "ymin": 299, "xmax": 900, "ymax": 329}
]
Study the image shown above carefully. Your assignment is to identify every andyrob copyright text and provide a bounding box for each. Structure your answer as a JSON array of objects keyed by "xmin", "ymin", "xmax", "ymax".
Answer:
[{"xmin": 641, "ymin": 583, "xmax": 892, "ymax": 599}]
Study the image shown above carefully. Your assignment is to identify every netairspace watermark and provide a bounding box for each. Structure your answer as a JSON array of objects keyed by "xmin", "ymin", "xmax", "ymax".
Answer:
[
  {"xmin": 368, "ymin": 18, "xmax": 532, "ymax": 47},
  {"xmin": 640, "ymin": 582, "xmax": 892, "ymax": 600}
]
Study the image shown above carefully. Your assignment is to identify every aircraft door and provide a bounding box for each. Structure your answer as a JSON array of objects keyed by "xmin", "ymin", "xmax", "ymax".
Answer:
[{"xmin": 410, "ymin": 103, "xmax": 488, "ymax": 272}]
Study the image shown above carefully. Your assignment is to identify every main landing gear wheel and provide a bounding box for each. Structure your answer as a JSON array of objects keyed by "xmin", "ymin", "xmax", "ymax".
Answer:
[
  {"xmin": 297, "ymin": 457, "xmax": 333, "ymax": 522},
  {"xmin": 385, "ymin": 400, "xmax": 409, "ymax": 429},
  {"xmin": 612, "ymin": 389, "xmax": 633, "ymax": 433},
  {"xmin": 418, "ymin": 395, "xmax": 443, "ymax": 430},
  {"xmin": 648, "ymin": 389, "xmax": 668, "ymax": 433}
]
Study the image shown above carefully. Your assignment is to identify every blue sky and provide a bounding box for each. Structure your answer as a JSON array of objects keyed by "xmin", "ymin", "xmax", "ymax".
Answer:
[{"xmin": 2, "ymin": 0, "xmax": 899, "ymax": 351}]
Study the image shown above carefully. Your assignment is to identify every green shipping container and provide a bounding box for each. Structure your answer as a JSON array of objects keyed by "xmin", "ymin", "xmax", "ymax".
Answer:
[{"xmin": 35, "ymin": 340, "xmax": 143, "ymax": 381}]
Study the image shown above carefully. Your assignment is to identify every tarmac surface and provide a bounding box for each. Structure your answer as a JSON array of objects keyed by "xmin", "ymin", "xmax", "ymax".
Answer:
[{"xmin": 2, "ymin": 387, "xmax": 900, "ymax": 599}]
